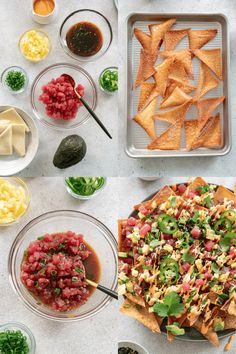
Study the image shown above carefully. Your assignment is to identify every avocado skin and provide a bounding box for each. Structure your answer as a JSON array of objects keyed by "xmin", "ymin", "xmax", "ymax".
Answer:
[{"xmin": 53, "ymin": 135, "xmax": 87, "ymax": 169}]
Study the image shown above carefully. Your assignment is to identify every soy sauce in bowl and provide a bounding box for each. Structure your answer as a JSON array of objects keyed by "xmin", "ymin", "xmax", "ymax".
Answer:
[{"xmin": 66, "ymin": 22, "xmax": 103, "ymax": 57}]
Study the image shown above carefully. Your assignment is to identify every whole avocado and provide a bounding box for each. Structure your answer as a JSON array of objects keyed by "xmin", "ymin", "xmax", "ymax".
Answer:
[{"xmin": 53, "ymin": 135, "xmax": 86, "ymax": 169}]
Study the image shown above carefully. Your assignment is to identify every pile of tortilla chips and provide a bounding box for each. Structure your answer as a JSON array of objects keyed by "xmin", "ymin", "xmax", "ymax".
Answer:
[
  {"xmin": 133, "ymin": 19, "xmax": 225, "ymax": 151},
  {"xmin": 118, "ymin": 178, "xmax": 236, "ymax": 348}
]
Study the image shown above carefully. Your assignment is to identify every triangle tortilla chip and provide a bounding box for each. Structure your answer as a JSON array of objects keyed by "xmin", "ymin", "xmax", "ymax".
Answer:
[
  {"xmin": 154, "ymin": 57, "xmax": 174, "ymax": 97},
  {"xmin": 133, "ymin": 96, "xmax": 158, "ymax": 140},
  {"xmin": 154, "ymin": 100, "xmax": 192, "ymax": 126},
  {"xmin": 165, "ymin": 78, "xmax": 196, "ymax": 97},
  {"xmin": 195, "ymin": 61, "xmax": 219, "ymax": 99},
  {"xmin": 184, "ymin": 177, "xmax": 207, "ymax": 195},
  {"xmin": 134, "ymin": 49, "xmax": 156, "ymax": 87},
  {"xmin": 164, "ymin": 29, "xmax": 189, "ymax": 51},
  {"xmin": 160, "ymin": 49, "xmax": 194, "ymax": 79},
  {"xmin": 120, "ymin": 299, "xmax": 161, "ymax": 333},
  {"xmin": 214, "ymin": 185, "xmax": 236, "ymax": 204},
  {"xmin": 224, "ymin": 315, "xmax": 236, "ymax": 330},
  {"xmin": 138, "ymin": 83, "xmax": 157, "ymax": 111},
  {"xmin": 125, "ymin": 293, "xmax": 146, "ymax": 307},
  {"xmin": 134, "ymin": 27, "xmax": 151, "ymax": 51},
  {"xmin": 160, "ymin": 86, "xmax": 192, "ymax": 109},
  {"xmin": 197, "ymin": 97, "xmax": 225, "ymax": 125},
  {"xmin": 134, "ymin": 49, "xmax": 145, "ymax": 88},
  {"xmin": 168, "ymin": 59, "xmax": 190, "ymax": 83},
  {"xmin": 193, "ymin": 318, "xmax": 220, "ymax": 347},
  {"xmin": 134, "ymin": 185, "xmax": 176, "ymax": 211},
  {"xmin": 149, "ymin": 18, "xmax": 176, "ymax": 55},
  {"xmin": 185, "ymin": 120, "xmax": 198, "ymax": 150},
  {"xmin": 147, "ymin": 123, "xmax": 181, "ymax": 150},
  {"xmin": 193, "ymin": 49, "xmax": 223, "ymax": 80},
  {"xmin": 189, "ymin": 29, "xmax": 217, "ymax": 50}
]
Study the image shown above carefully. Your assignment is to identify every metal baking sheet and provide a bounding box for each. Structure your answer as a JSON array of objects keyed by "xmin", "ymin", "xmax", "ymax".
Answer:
[{"xmin": 125, "ymin": 13, "xmax": 231, "ymax": 158}]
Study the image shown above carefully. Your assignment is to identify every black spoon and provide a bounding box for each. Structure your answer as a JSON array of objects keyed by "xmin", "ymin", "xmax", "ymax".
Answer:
[
  {"xmin": 86, "ymin": 278, "xmax": 118, "ymax": 300},
  {"xmin": 61, "ymin": 74, "xmax": 112, "ymax": 139}
]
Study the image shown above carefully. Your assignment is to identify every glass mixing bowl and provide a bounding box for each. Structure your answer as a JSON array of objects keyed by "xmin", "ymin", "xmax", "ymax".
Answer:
[
  {"xmin": 30, "ymin": 63, "xmax": 97, "ymax": 130},
  {"xmin": 0, "ymin": 322, "xmax": 36, "ymax": 354},
  {"xmin": 59, "ymin": 9, "xmax": 113, "ymax": 62},
  {"xmin": 8, "ymin": 210, "xmax": 117, "ymax": 322}
]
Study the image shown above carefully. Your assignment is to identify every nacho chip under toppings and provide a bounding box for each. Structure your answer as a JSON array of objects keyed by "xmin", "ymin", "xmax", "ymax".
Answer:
[
  {"xmin": 154, "ymin": 58, "xmax": 174, "ymax": 97},
  {"xmin": 147, "ymin": 123, "xmax": 181, "ymax": 150},
  {"xmin": 160, "ymin": 86, "xmax": 192, "ymax": 109},
  {"xmin": 193, "ymin": 49, "xmax": 223, "ymax": 80},
  {"xmin": 214, "ymin": 185, "xmax": 236, "ymax": 204},
  {"xmin": 224, "ymin": 315, "xmax": 236, "ymax": 330},
  {"xmin": 193, "ymin": 318, "xmax": 220, "ymax": 347},
  {"xmin": 120, "ymin": 299, "xmax": 161, "ymax": 333},
  {"xmin": 160, "ymin": 49, "xmax": 194, "ymax": 79},
  {"xmin": 125, "ymin": 293, "xmax": 146, "ymax": 307},
  {"xmin": 189, "ymin": 29, "xmax": 217, "ymax": 50},
  {"xmin": 133, "ymin": 96, "xmax": 158, "ymax": 140},
  {"xmin": 164, "ymin": 29, "xmax": 190, "ymax": 51},
  {"xmin": 138, "ymin": 83, "xmax": 158, "ymax": 112},
  {"xmin": 195, "ymin": 61, "xmax": 219, "ymax": 99},
  {"xmin": 154, "ymin": 100, "xmax": 192, "ymax": 126},
  {"xmin": 134, "ymin": 185, "xmax": 176, "ymax": 210}
]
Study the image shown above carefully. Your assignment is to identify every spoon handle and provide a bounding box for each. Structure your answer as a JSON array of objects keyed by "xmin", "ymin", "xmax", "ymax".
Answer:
[
  {"xmin": 75, "ymin": 90, "xmax": 112, "ymax": 139},
  {"xmin": 86, "ymin": 279, "xmax": 118, "ymax": 300}
]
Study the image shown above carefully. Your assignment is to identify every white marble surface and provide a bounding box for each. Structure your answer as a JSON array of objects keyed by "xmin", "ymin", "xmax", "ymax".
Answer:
[
  {"xmin": 118, "ymin": 0, "xmax": 236, "ymax": 177},
  {"xmin": 0, "ymin": 177, "xmax": 117, "ymax": 354},
  {"xmin": 0, "ymin": 0, "xmax": 118, "ymax": 176},
  {"xmin": 117, "ymin": 177, "xmax": 236, "ymax": 354}
]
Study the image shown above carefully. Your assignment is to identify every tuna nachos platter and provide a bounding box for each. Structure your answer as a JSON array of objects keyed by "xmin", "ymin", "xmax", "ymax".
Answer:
[{"xmin": 118, "ymin": 177, "xmax": 236, "ymax": 346}]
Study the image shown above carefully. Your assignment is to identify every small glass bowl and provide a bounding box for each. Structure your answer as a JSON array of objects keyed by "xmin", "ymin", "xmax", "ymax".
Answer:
[
  {"xmin": 99, "ymin": 66, "xmax": 118, "ymax": 95},
  {"xmin": 0, "ymin": 322, "xmax": 36, "ymax": 354},
  {"xmin": 0, "ymin": 177, "xmax": 30, "ymax": 227},
  {"xmin": 8, "ymin": 210, "xmax": 117, "ymax": 322},
  {"xmin": 1, "ymin": 66, "xmax": 28, "ymax": 95},
  {"xmin": 59, "ymin": 9, "xmax": 113, "ymax": 62},
  {"xmin": 65, "ymin": 177, "xmax": 107, "ymax": 200},
  {"xmin": 19, "ymin": 29, "xmax": 51, "ymax": 62},
  {"xmin": 31, "ymin": 63, "xmax": 97, "ymax": 130}
]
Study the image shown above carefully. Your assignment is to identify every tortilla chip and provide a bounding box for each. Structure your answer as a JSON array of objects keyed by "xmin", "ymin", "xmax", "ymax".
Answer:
[
  {"xmin": 168, "ymin": 60, "xmax": 190, "ymax": 83},
  {"xmin": 160, "ymin": 49, "xmax": 194, "ymax": 79},
  {"xmin": 134, "ymin": 185, "xmax": 176, "ymax": 211},
  {"xmin": 118, "ymin": 219, "xmax": 127, "ymax": 251},
  {"xmin": 138, "ymin": 83, "xmax": 158, "ymax": 112},
  {"xmin": 149, "ymin": 18, "xmax": 176, "ymax": 55},
  {"xmin": 154, "ymin": 58, "xmax": 174, "ymax": 97},
  {"xmin": 195, "ymin": 62, "xmax": 219, "ymax": 99},
  {"xmin": 193, "ymin": 49, "xmax": 223, "ymax": 80},
  {"xmin": 134, "ymin": 27, "xmax": 151, "ymax": 51},
  {"xmin": 197, "ymin": 97, "xmax": 225, "ymax": 126},
  {"xmin": 164, "ymin": 29, "xmax": 189, "ymax": 51},
  {"xmin": 185, "ymin": 120, "xmax": 198, "ymax": 150},
  {"xmin": 165, "ymin": 78, "xmax": 196, "ymax": 97},
  {"xmin": 125, "ymin": 293, "xmax": 146, "ymax": 307},
  {"xmin": 154, "ymin": 100, "xmax": 192, "ymax": 126},
  {"xmin": 224, "ymin": 315, "xmax": 236, "ymax": 330},
  {"xmin": 120, "ymin": 299, "xmax": 161, "ymax": 333},
  {"xmin": 147, "ymin": 123, "xmax": 181, "ymax": 150},
  {"xmin": 193, "ymin": 318, "xmax": 220, "ymax": 347},
  {"xmin": 184, "ymin": 177, "xmax": 207, "ymax": 195},
  {"xmin": 134, "ymin": 49, "xmax": 145, "ymax": 88},
  {"xmin": 189, "ymin": 29, "xmax": 217, "ymax": 50},
  {"xmin": 160, "ymin": 86, "xmax": 192, "ymax": 109},
  {"xmin": 133, "ymin": 96, "xmax": 158, "ymax": 140},
  {"xmin": 214, "ymin": 185, "xmax": 236, "ymax": 204}
]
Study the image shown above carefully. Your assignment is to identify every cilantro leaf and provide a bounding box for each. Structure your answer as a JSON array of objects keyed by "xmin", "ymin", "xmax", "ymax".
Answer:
[
  {"xmin": 219, "ymin": 232, "xmax": 236, "ymax": 252},
  {"xmin": 197, "ymin": 185, "xmax": 210, "ymax": 195},
  {"xmin": 166, "ymin": 322, "xmax": 185, "ymax": 335},
  {"xmin": 211, "ymin": 262, "xmax": 220, "ymax": 274},
  {"xmin": 170, "ymin": 197, "xmax": 177, "ymax": 208},
  {"xmin": 182, "ymin": 252, "xmax": 195, "ymax": 264},
  {"xmin": 203, "ymin": 195, "xmax": 213, "ymax": 209},
  {"xmin": 190, "ymin": 211, "xmax": 199, "ymax": 224},
  {"xmin": 153, "ymin": 292, "xmax": 184, "ymax": 317}
]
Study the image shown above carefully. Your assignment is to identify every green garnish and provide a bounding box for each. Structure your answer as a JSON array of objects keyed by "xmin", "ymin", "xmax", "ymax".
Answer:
[
  {"xmin": 5, "ymin": 70, "xmax": 26, "ymax": 91},
  {"xmin": 65, "ymin": 177, "xmax": 105, "ymax": 197},
  {"xmin": 158, "ymin": 214, "xmax": 178, "ymax": 234},
  {"xmin": 100, "ymin": 68, "xmax": 118, "ymax": 92},
  {"xmin": 166, "ymin": 322, "xmax": 185, "ymax": 335},
  {"xmin": 74, "ymin": 267, "xmax": 83, "ymax": 273},
  {"xmin": 53, "ymin": 288, "xmax": 61, "ymax": 295},
  {"xmin": 160, "ymin": 258, "xmax": 179, "ymax": 284},
  {"xmin": 58, "ymin": 243, "xmax": 65, "ymax": 250},
  {"xmin": 72, "ymin": 276, "xmax": 78, "ymax": 282},
  {"xmin": 182, "ymin": 252, "xmax": 195, "ymax": 264},
  {"xmin": 219, "ymin": 232, "xmax": 236, "ymax": 251},
  {"xmin": 197, "ymin": 184, "xmax": 210, "ymax": 195},
  {"xmin": 149, "ymin": 239, "xmax": 161, "ymax": 248},
  {"xmin": 0, "ymin": 329, "xmax": 29, "ymax": 354},
  {"xmin": 170, "ymin": 196, "xmax": 177, "ymax": 208},
  {"xmin": 37, "ymin": 236, "xmax": 44, "ymax": 240},
  {"xmin": 211, "ymin": 262, "xmax": 220, "ymax": 274},
  {"xmin": 203, "ymin": 195, "xmax": 213, "ymax": 208},
  {"xmin": 153, "ymin": 292, "xmax": 184, "ymax": 317},
  {"xmin": 50, "ymin": 270, "xmax": 57, "ymax": 277}
]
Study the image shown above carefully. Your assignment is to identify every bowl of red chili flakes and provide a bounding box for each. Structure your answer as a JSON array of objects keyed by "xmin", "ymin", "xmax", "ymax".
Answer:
[{"xmin": 9, "ymin": 210, "xmax": 117, "ymax": 322}]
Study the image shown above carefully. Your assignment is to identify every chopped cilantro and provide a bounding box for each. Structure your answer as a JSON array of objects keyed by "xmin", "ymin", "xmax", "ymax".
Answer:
[
  {"xmin": 182, "ymin": 252, "xmax": 195, "ymax": 264},
  {"xmin": 170, "ymin": 197, "xmax": 177, "ymax": 208},
  {"xmin": 153, "ymin": 292, "xmax": 184, "ymax": 317},
  {"xmin": 203, "ymin": 195, "xmax": 213, "ymax": 209},
  {"xmin": 197, "ymin": 185, "xmax": 210, "ymax": 195}
]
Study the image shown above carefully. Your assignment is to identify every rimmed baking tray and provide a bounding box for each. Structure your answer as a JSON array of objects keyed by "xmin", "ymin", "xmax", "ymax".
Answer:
[{"xmin": 125, "ymin": 13, "xmax": 231, "ymax": 158}]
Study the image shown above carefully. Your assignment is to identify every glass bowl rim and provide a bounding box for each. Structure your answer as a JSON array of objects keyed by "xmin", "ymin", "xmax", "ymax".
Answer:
[
  {"xmin": 0, "ymin": 322, "xmax": 36, "ymax": 353},
  {"xmin": 64, "ymin": 177, "xmax": 107, "ymax": 200},
  {"xmin": 30, "ymin": 62, "xmax": 97, "ymax": 131},
  {"xmin": 59, "ymin": 9, "xmax": 113, "ymax": 63},
  {"xmin": 0, "ymin": 177, "xmax": 30, "ymax": 227},
  {"xmin": 8, "ymin": 209, "xmax": 117, "ymax": 322},
  {"xmin": 1, "ymin": 66, "xmax": 29, "ymax": 93},
  {"xmin": 99, "ymin": 66, "xmax": 118, "ymax": 94},
  {"xmin": 18, "ymin": 28, "xmax": 51, "ymax": 62}
]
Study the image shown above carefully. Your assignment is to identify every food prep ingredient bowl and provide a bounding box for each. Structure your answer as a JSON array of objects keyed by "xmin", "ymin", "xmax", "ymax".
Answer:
[
  {"xmin": 0, "ymin": 106, "xmax": 39, "ymax": 176},
  {"xmin": 118, "ymin": 341, "xmax": 149, "ymax": 354},
  {"xmin": 31, "ymin": 63, "xmax": 97, "ymax": 130},
  {"xmin": 65, "ymin": 177, "xmax": 107, "ymax": 200},
  {"xmin": 1, "ymin": 66, "xmax": 28, "ymax": 94},
  {"xmin": 0, "ymin": 177, "xmax": 30, "ymax": 227},
  {"xmin": 59, "ymin": 9, "xmax": 112, "ymax": 62},
  {"xmin": 99, "ymin": 67, "xmax": 118, "ymax": 95},
  {"xmin": 0, "ymin": 322, "xmax": 36, "ymax": 354},
  {"xmin": 19, "ymin": 29, "xmax": 51, "ymax": 62},
  {"xmin": 9, "ymin": 210, "xmax": 117, "ymax": 322}
]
